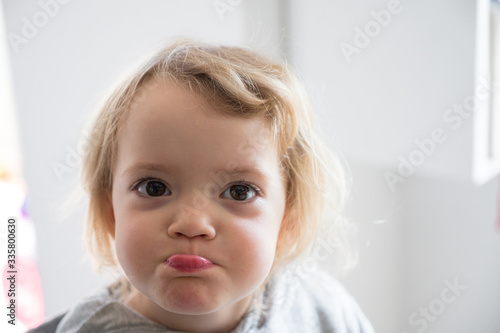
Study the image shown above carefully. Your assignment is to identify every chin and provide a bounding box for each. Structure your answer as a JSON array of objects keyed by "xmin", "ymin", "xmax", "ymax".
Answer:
[{"xmin": 162, "ymin": 286, "xmax": 222, "ymax": 315}]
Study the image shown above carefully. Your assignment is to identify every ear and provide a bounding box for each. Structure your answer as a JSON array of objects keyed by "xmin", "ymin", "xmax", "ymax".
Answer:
[{"xmin": 104, "ymin": 191, "xmax": 116, "ymax": 239}]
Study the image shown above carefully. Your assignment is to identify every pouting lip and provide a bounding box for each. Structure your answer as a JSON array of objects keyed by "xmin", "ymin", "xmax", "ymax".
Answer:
[{"xmin": 165, "ymin": 254, "xmax": 214, "ymax": 272}]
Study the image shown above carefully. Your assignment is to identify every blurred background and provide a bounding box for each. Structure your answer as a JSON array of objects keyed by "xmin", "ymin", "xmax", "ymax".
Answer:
[{"xmin": 1, "ymin": 0, "xmax": 500, "ymax": 332}]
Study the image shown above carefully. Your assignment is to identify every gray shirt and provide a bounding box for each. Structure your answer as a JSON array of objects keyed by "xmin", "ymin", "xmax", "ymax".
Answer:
[{"xmin": 50, "ymin": 268, "xmax": 375, "ymax": 333}]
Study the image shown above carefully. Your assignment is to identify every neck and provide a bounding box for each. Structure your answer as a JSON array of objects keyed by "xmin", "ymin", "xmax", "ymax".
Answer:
[{"xmin": 125, "ymin": 291, "xmax": 255, "ymax": 333}]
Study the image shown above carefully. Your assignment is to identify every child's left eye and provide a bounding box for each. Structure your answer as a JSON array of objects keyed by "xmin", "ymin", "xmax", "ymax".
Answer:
[{"xmin": 220, "ymin": 184, "xmax": 259, "ymax": 201}]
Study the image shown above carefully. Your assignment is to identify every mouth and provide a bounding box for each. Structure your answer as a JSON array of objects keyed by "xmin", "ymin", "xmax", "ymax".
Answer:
[{"xmin": 165, "ymin": 254, "xmax": 215, "ymax": 273}]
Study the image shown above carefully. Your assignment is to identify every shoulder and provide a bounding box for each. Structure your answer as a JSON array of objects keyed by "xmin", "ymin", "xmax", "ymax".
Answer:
[
  {"xmin": 263, "ymin": 266, "xmax": 375, "ymax": 333},
  {"xmin": 300, "ymin": 270, "xmax": 375, "ymax": 332},
  {"xmin": 29, "ymin": 283, "xmax": 168, "ymax": 333},
  {"xmin": 56, "ymin": 301, "xmax": 167, "ymax": 333},
  {"xmin": 27, "ymin": 313, "xmax": 66, "ymax": 333}
]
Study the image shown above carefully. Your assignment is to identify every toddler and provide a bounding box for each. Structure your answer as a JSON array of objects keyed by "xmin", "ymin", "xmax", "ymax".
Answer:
[{"xmin": 30, "ymin": 39, "xmax": 375, "ymax": 333}]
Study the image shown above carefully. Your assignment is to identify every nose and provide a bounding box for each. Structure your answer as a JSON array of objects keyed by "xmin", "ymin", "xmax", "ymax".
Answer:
[{"xmin": 167, "ymin": 203, "xmax": 216, "ymax": 240}]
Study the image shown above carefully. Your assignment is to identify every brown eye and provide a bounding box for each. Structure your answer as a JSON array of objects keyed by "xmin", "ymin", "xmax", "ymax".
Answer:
[
  {"xmin": 137, "ymin": 181, "xmax": 171, "ymax": 197},
  {"xmin": 221, "ymin": 184, "xmax": 257, "ymax": 201}
]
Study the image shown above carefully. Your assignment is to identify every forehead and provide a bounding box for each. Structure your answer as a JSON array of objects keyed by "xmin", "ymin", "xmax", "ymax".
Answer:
[{"xmin": 115, "ymin": 81, "xmax": 278, "ymax": 175}]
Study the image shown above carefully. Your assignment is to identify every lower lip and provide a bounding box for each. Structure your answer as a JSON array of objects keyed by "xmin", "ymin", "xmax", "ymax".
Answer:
[{"xmin": 165, "ymin": 254, "xmax": 214, "ymax": 273}]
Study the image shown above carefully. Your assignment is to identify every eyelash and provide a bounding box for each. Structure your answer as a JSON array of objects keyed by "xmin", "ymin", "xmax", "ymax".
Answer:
[
  {"xmin": 130, "ymin": 175, "xmax": 161, "ymax": 191},
  {"xmin": 230, "ymin": 178, "xmax": 263, "ymax": 196},
  {"xmin": 130, "ymin": 176, "xmax": 263, "ymax": 197}
]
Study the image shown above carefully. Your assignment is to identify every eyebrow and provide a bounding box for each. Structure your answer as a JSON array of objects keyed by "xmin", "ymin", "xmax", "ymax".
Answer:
[
  {"xmin": 121, "ymin": 162, "xmax": 271, "ymax": 181},
  {"xmin": 122, "ymin": 162, "xmax": 180, "ymax": 177}
]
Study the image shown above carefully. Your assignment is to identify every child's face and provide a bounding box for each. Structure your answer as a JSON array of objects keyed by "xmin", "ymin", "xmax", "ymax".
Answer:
[{"xmin": 109, "ymin": 81, "xmax": 287, "ymax": 328}]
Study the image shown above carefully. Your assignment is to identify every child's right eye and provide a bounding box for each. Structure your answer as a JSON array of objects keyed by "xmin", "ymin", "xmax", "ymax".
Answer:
[{"xmin": 135, "ymin": 179, "xmax": 171, "ymax": 197}]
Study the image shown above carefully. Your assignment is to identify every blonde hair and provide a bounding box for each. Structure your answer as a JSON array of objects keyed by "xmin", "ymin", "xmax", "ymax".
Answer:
[{"xmin": 82, "ymin": 38, "xmax": 351, "ymax": 278}]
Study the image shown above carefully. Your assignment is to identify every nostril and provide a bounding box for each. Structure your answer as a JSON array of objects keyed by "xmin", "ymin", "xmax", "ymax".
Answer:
[
  {"xmin": 174, "ymin": 231, "xmax": 210, "ymax": 239},
  {"xmin": 167, "ymin": 218, "xmax": 216, "ymax": 239}
]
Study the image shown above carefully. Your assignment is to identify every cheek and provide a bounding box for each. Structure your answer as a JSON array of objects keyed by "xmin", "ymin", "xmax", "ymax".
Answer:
[
  {"xmin": 225, "ymin": 221, "xmax": 280, "ymax": 280},
  {"xmin": 113, "ymin": 206, "xmax": 157, "ymax": 275}
]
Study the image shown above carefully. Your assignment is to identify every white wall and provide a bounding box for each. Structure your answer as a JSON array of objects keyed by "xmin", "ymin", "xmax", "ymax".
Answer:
[
  {"xmin": 340, "ymin": 158, "xmax": 500, "ymax": 332},
  {"xmin": 4, "ymin": 0, "xmax": 500, "ymax": 332},
  {"xmin": 286, "ymin": 0, "xmax": 479, "ymax": 182},
  {"xmin": 285, "ymin": 0, "xmax": 500, "ymax": 332}
]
